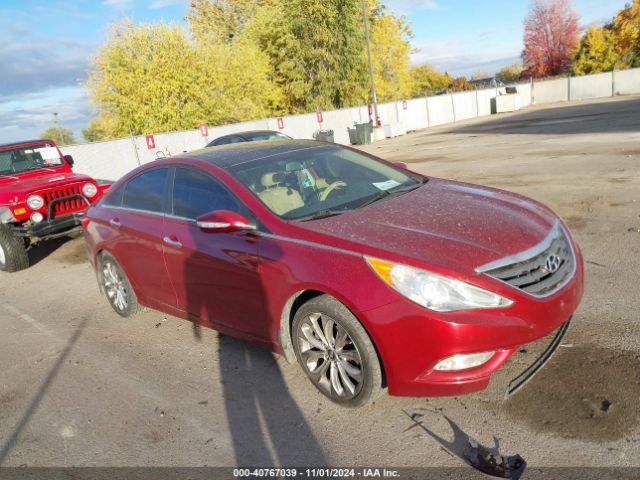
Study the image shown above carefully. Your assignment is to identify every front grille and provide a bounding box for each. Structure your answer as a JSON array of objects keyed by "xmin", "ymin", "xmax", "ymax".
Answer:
[
  {"xmin": 477, "ymin": 222, "xmax": 575, "ymax": 297},
  {"xmin": 42, "ymin": 184, "xmax": 87, "ymax": 217}
]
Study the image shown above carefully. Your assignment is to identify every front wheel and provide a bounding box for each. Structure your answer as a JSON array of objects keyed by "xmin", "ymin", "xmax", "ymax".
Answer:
[
  {"xmin": 292, "ymin": 295, "xmax": 383, "ymax": 408},
  {"xmin": 0, "ymin": 225, "xmax": 29, "ymax": 272}
]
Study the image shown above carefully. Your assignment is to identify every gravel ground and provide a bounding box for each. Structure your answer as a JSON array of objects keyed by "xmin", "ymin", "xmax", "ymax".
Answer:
[{"xmin": 0, "ymin": 96, "xmax": 638, "ymax": 473}]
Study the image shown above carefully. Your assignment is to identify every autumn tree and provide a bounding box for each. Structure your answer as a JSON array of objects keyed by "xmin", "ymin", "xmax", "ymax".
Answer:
[
  {"xmin": 612, "ymin": 0, "xmax": 640, "ymax": 67},
  {"xmin": 40, "ymin": 126, "xmax": 76, "ymax": 145},
  {"xmin": 573, "ymin": 26, "xmax": 619, "ymax": 74},
  {"xmin": 86, "ymin": 21, "xmax": 282, "ymax": 139},
  {"xmin": 522, "ymin": 0, "xmax": 580, "ymax": 77},
  {"xmin": 496, "ymin": 63, "xmax": 524, "ymax": 83},
  {"xmin": 410, "ymin": 65, "xmax": 451, "ymax": 96}
]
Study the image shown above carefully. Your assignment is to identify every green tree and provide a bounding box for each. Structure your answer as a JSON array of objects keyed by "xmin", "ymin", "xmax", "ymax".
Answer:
[
  {"xmin": 612, "ymin": 0, "xmax": 640, "ymax": 67},
  {"xmin": 86, "ymin": 21, "xmax": 282, "ymax": 139},
  {"xmin": 496, "ymin": 63, "xmax": 524, "ymax": 83},
  {"xmin": 40, "ymin": 126, "xmax": 76, "ymax": 145},
  {"xmin": 410, "ymin": 65, "xmax": 451, "ymax": 96},
  {"xmin": 82, "ymin": 121, "xmax": 108, "ymax": 142}
]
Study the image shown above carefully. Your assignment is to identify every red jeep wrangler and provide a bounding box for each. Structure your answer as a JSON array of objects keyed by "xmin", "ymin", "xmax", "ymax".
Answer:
[{"xmin": 0, "ymin": 139, "xmax": 109, "ymax": 272}]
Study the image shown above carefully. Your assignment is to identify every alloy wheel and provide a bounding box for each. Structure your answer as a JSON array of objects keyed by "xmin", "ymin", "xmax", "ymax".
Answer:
[
  {"xmin": 102, "ymin": 261, "xmax": 128, "ymax": 312},
  {"xmin": 297, "ymin": 313, "xmax": 364, "ymax": 400}
]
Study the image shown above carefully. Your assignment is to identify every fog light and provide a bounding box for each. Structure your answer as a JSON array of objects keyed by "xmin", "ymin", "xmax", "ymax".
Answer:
[
  {"xmin": 31, "ymin": 212, "xmax": 44, "ymax": 224},
  {"xmin": 434, "ymin": 351, "xmax": 495, "ymax": 371}
]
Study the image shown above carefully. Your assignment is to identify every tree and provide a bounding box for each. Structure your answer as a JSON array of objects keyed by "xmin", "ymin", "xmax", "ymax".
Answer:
[
  {"xmin": 522, "ymin": 0, "xmax": 580, "ymax": 77},
  {"xmin": 612, "ymin": 0, "xmax": 640, "ymax": 67},
  {"xmin": 573, "ymin": 26, "xmax": 619, "ymax": 74},
  {"xmin": 496, "ymin": 63, "xmax": 524, "ymax": 83},
  {"xmin": 86, "ymin": 21, "xmax": 282, "ymax": 139},
  {"xmin": 471, "ymin": 69, "xmax": 491, "ymax": 80},
  {"xmin": 370, "ymin": 7, "xmax": 413, "ymax": 102},
  {"xmin": 410, "ymin": 65, "xmax": 451, "ymax": 96},
  {"xmin": 40, "ymin": 126, "xmax": 76, "ymax": 145},
  {"xmin": 449, "ymin": 76, "xmax": 475, "ymax": 92},
  {"xmin": 82, "ymin": 121, "xmax": 108, "ymax": 142}
]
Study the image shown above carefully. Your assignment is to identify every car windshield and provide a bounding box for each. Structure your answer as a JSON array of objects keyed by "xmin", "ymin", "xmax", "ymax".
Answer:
[
  {"xmin": 0, "ymin": 144, "xmax": 64, "ymax": 176},
  {"xmin": 229, "ymin": 145, "xmax": 425, "ymax": 221}
]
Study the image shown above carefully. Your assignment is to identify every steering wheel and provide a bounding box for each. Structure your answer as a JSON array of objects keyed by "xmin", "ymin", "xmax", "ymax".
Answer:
[{"xmin": 320, "ymin": 181, "xmax": 347, "ymax": 202}]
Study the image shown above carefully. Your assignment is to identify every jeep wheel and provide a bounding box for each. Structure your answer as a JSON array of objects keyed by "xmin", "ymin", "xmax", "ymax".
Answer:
[{"xmin": 0, "ymin": 225, "xmax": 29, "ymax": 272}]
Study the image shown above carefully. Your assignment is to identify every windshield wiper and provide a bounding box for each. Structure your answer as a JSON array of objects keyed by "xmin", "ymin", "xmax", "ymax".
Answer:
[
  {"xmin": 296, "ymin": 209, "xmax": 348, "ymax": 222},
  {"xmin": 357, "ymin": 183, "xmax": 424, "ymax": 209}
]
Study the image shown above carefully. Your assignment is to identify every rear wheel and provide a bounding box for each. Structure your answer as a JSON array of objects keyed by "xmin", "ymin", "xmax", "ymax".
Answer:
[
  {"xmin": 0, "ymin": 225, "xmax": 29, "ymax": 273},
  {"xmin": 292, "ymin": 295, "xmax": 383, "ymax": 408},
  {"xmin": 99, "ymin": 253, "xmax": 142, "ymax": 318}
]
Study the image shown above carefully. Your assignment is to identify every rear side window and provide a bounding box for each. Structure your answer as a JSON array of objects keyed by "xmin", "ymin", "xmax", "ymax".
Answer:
[
  {"xmin": 172, "ymin": 167, "xmax": 240, "ymax": 219},
  {"xmin": 102, "ymin": 184, "xmax": 124, "ymax": 207},
  {"xmin": 122, "ymin": 168, "xmax": 168, "ymax": 213}
]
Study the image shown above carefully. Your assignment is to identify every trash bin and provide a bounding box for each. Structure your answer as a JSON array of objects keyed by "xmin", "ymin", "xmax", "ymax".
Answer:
[
  {"xmin": 314, "ymin": 130, "xmax": 335, "ymax": 143},
  {"xmin": 354, "ymin": 122, "xmax": 373, "ymax": 145}
]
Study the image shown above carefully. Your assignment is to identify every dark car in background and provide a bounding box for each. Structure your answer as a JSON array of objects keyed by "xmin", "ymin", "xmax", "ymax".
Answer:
[{"xmin": 207, "ymin": 130, "xmax": 291, "ymax": 147}]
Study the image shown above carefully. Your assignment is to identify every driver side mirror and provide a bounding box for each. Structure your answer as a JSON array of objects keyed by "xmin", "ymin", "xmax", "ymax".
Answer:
[
  {"xmin": 64, "ymin": 154, "xmax": 74, "ymax": 166},
  {"xmin": 196, "ymin": 210, "xmax": 256, "ymax": 234},
  {"xmin": 393, "ymin": 161, "xmax": 408, "ymax": 170}
]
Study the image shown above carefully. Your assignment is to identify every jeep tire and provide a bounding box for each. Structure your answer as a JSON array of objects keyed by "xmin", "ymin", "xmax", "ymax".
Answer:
[{"xmin": 0, "ymin": 225, "xmax": 29, "ymax": 272}]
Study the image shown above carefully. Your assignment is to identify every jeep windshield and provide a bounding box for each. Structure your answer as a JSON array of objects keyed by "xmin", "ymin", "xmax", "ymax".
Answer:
[
  {"xmin": 229, "ymin": 145, "xmax": 426, "ymax": 221},
  {"xmin": 0, "ymin": 144, "xmax": 64, "ymax": 176}
]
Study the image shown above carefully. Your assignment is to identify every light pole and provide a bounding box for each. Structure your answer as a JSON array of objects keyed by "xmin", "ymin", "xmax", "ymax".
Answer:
[
  {"xmin": 361, "ymin": 0, "xmax": 380, "ymax": 128},
  {"xmin": 52, "ymin": 112, "xmax": 64, "ymax": 145}
]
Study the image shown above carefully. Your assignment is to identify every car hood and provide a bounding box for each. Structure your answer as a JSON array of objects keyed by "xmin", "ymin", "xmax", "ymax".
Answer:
[
  {"xmin": 0, "ymin": 171, "xmax": 93, "ymax": 196},
  {"xmin": 298, "ymin": 178, "xmax": 558, "ymax": 275}
]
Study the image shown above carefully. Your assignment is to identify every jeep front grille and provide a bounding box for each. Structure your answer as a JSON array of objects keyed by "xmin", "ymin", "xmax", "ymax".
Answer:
[
  {"xmin": 477, "ymin": 222, "xmax": 575, "ymax": 297},
  {"xmin": 42, "ymin": 184, "xmax": 87, "ymax": 217}
]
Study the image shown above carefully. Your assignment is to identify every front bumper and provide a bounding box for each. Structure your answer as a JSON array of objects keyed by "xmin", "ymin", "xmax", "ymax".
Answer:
[
  {"xmin": 10, "ymin": 212, "xmax": 84, "ymax": 240},
  {"xmin": 361, "ymin": 257, "xmax": 584, "ymax": 398}
]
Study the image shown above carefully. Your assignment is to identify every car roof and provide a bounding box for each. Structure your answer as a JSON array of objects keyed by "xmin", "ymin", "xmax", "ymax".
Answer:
[
  {"xmin": 182, "ymin": 140, "xmax": 332, "ymax": 169},
  {"xmin": 219, "ymin": 130, "xmax": 284, "ymax": 139},
  {"xmin": 0, "ymin": 139, "xmax": 52, "ymax": 149}
]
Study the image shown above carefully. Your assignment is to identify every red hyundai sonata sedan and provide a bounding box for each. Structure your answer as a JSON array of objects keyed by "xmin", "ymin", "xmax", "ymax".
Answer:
[{"xmin": 83, "ymin": 140, "xmax": 583, "ymax": 407}]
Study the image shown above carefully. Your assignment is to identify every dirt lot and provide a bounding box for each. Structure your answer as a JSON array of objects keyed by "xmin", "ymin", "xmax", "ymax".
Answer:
[{"xmin": 0, "ymin": 96, "xmax": 638, "ymax": 473}]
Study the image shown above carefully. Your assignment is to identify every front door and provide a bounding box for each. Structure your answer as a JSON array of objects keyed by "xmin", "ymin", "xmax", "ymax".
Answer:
[{"xmin": 162, "ymin": 166, "xmax": 268, "ymax": 338}]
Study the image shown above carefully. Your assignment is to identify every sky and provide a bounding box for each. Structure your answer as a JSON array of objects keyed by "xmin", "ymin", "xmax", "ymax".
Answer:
[{"xmin": 0, "ymin": 0, "xmax": 629, "ymax": 144}]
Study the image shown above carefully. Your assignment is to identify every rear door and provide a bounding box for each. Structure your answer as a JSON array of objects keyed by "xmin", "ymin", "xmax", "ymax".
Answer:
[
  {"xmin": 161, "ymin": 166, "xmax": 267, "ymax": 337},
  {"xmin": 101, "ymin": 167, "xmax": 176, "ymax": 308}
]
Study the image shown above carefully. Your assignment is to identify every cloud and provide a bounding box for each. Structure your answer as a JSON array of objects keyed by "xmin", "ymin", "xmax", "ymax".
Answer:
[
  {"xmin": 148, "ymin": 0, "xmax": 184, "ymax": 8},
  {"xmin": 102, "ymin": 0, "xmax": 134, "ymax": 9}
]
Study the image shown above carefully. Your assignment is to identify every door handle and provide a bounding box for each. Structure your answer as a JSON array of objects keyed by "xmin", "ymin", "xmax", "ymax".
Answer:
[
  {"xmin": 163, "ymin": 236, "xmax": 183, "ymax": 248},
  {"xmin": 109, "ymin": 218, "xmax": 121, "ymax": 227}
]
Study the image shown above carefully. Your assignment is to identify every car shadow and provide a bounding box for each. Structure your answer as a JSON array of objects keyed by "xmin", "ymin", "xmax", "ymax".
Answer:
[
  {"xmin": 182, "ymin": 225, "xmax": 327, "ymax": 466},
  {"xmin": 27, "ymin": 236, "xmax": 75, "ymax": 267}
]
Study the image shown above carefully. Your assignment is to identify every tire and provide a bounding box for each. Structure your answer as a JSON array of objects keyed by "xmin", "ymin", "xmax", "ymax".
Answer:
[
  {"xmin": 292, "ymin": 295, "xmax": 383, "ymax": 408},
  {"xmin": 98, "ymin": 252, "xmax": 142, "ymax": 318},
  {"xmin": 0, "ymin": 225, "xmax": 29, "ymax": 273}
]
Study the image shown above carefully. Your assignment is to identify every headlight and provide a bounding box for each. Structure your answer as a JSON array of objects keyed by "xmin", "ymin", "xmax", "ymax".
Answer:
[
  {"xmin": 82, "ymin": 183, "xmax": 98, "ymax": 198},
  {"xmin": 26, "ymin": 195, "xmax": 44, "ymax": 210},
  {"xmin": 365, "ymin": 257, "xmax": 513, "ymax": 312}
]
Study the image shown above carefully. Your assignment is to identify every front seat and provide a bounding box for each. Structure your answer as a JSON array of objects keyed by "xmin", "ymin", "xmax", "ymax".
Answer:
[{"xmin": 257, "ymin": 172, "xmax": 304, "ymax": 216}]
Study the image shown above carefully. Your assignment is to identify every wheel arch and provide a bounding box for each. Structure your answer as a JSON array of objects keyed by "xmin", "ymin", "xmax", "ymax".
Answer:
[{"xmin": 278, "ymin": 289, "xmax": 387, "ymax": 387}]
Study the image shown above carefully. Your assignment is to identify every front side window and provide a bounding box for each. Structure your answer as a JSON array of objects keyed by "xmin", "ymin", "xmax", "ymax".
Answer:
[
  {"xmin": 228, "ymin": 145, "xmax": 425, "ymax": 220},
  {"xmin": 122, "ymin": 168, "xmax": 168, "ymax": 213},
  {"xmin": 245, "ymin": 132, "xmax": 290, "ymax": 142},
  {"xmin": 0, "ymin": 144, "xmax": 64, "ymax": 176},
  {"xmin": 172, "ymin": 167, "xmax": 240, "ymax": 219}
]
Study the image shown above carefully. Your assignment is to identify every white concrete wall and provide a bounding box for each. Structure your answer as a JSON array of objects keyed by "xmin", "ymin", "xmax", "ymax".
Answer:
[
  {"xmin": 426, "ymin": 95, "xmax": 454, "ymax": 126},
  {"xmin": 570, "ymin": 71, "xmax": 613, "ymax": 100},
  {"xmin": 533, "ymin": 77, "xmax": 569, "ymax": 104},
  {"xmin": 614, "ymin": 68, "xmax": 640, "ymax": 95},
  {"xmin": 61, "ymin": 67, "xmax": 640, "ymax": 181}
]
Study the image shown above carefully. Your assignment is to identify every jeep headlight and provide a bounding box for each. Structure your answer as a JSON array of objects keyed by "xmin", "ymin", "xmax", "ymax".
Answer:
[
  {"xmin": 366, "ymin": 257, "xmax": 513, "ymax": 312},
  {"xmin": 82, "ymin": 183, "xmax": 98, "ymax": 198},
  {"xmin": 26, "ymin": 194, "xmax": 44, "ymax": 210}
]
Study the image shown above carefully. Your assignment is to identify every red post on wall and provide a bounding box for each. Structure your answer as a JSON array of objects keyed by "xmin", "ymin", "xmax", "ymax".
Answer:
[
  {"xmin": 316, "ymin": 111, "xmax": 323, "ymax": 124},
  {"xmin": 277, "ymin": 117, "xmax": 285, "ymax": 129},
  {"xmin": 198, "ymin": 123, "xmax": 209, "ymax": 137},
  {"xmin": 145, "ymin": 134, "xmax": 156, "ymax": 150},
  {"xmin": 402, "ymin": 100, "xmax": 408, "ymax": 110}
]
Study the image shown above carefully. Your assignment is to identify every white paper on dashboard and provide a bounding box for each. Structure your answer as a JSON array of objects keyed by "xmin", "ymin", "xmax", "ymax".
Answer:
[
  {"xmin": 372, "ymin": 179, "xmax": 401, "ymax": 191},
  {"xmin": 36, "ymin": 147, "xmax": 61, "ymax": 161}
]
